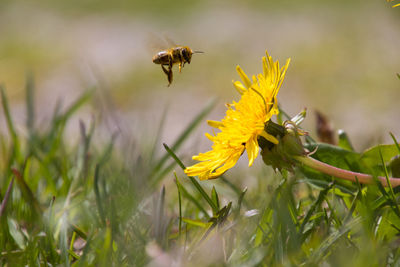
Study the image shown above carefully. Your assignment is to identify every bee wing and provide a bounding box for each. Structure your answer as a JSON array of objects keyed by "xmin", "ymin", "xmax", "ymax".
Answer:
[
  {"xmin": 162, "ymin": 34, "xmax": 178, "ymax": 47},
  {"xmin": 147, "ymin": 32, "xmax": 169, "ymax": 55}
]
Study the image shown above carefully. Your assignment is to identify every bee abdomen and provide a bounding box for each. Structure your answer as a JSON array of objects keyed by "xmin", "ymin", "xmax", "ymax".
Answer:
[{"xmin": 152, "ymin": 51, "xmax": 171, "ymax": 65}]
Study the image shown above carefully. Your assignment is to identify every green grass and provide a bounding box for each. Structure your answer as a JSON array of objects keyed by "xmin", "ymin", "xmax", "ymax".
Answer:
[{"xmin": 1, "ymin": 76, "xmax": 400, "ymax": 266}]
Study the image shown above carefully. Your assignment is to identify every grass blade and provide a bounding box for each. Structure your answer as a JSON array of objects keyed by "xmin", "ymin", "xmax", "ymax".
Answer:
[
  {"xmin": 150, "ymin": 105, "xmax": 168, "ymax": 164},
  {"xmin": 300, "ymin": 182, "xmax": 334, "ymax": 236},
  {"xmin": 220, "ymin": 176, "xmax": 243, "ymax": 198},
  {"xmin": 175, "ymin": 177, "xmax": 210, "ymax": 219},
  {"xmin": 154, "ymin": 185, "xmax": 167, "ymax": 246},
  {"xmin": 211, "ymin": 186, "xmax": 220, "ymax": 211},
  {"xmin": 152, "ymin": 159, "xmax": 178, "ymax": 184},
  {"xmin": 174, "ymin": 173, "xmax": 183, "ymax": 238},
  {"xmin": 152, "ymin": 98, "xmax": 216, "ymax": 177},
  {"xmin": 308, "ymin": 217, "xmax": 361, "ymax": 264},
  {"xmin": 1, "ymin": 85, "xmax": 21, "ymax": 164},
  {"xmin": 25, "ymin": 72, "xmax": 35, "ymax": 132},
  {"xmin": 182, "ymin": 218, "xmax": 210, "ymax": 228},
  {"xmin": 389, "ymin": 132, "xmax": 400, "ymax": 154},
  {"xmin": 0, "ymin": 177, "xmax": 14, "ymax": 218},
  {"xmin": 338, "ymin": 129, "xmax": 355, "ymax": 151},
  {"xmin": 0, "ymin": 85, "xmax": 17, "ymax": 140},
  {"xmin": 58, "ymin": 90, "xmax": 93, "ymax": 123},
  {"xmin": 11, "ymin": 168, "xmax": 42, "ymax": 215},
  {"xmin": 163, "ymin": 143, "xmax": 218, "ymax": 213},
  {"xmin": 237, "ymin": 187, "xmax": 247, "ymax": 214},
  {"xmin": 94, "ymin": 164, "xmax": 106, "ymax": 226},
  {"xmin": 379, "ymin": 147, "xmax": 400, "ymax": 217}
]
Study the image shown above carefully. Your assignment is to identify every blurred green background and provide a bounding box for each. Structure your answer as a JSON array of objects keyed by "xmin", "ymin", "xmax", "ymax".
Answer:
[{"xmin": 0, "ymin": 0, "xmax": 399, "ymax": 151}]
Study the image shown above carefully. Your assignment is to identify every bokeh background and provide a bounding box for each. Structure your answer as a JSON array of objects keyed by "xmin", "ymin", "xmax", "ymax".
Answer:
[{"xmin": 1, "ymin": 0, "xmax": 399, "ymax": 157}]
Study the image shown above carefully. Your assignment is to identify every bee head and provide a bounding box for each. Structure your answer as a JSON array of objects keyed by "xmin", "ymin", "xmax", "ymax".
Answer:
[{"xmin": 180, "ymin": 47, "xmax": 191, "ymax": 64}]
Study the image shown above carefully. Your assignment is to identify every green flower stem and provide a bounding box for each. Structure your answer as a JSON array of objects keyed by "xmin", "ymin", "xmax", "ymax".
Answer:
[{"xmin": 294, "ymin": 155, "xmax": 400, "ymax": 187}]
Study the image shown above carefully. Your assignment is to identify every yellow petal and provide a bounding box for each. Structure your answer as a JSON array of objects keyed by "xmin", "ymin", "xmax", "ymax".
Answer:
[
  {"xmin": 262, "ymin": 56, "xmax": 268, "ymax": 78},
  {"xmin": 252, "ymin": 75, "xmax": 257, "ymax": 84},
  {"xmin": 205, "ymin": 133, "xmax": 215, "ymax": 141},
  {"xmin": 260, "ymin": 131, "xmax": 279, "ymax": 145},
  {"xmin": 236, "ymin": 65, "xmax": 252, "ymax": 88},
  {"xmin": 277, "ymin": 58, "xmax": 291, "ymax": 91},
  {"xmin": 233, "ymin": 81, "xmax": 246, "ymax": 95},
  {"xmin": 207, "ymin": 120, "xmax": 223, "ymax": 129},
  {"xmin": 246, "ymin": 136, "xmax": 259, "ymax": 166}
]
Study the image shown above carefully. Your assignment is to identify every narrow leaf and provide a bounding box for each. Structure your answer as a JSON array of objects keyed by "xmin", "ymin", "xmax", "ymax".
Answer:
[
  {"xmin": 163, "ymin": 143, "xmax": 219, "ymax": 213},
  {"xmin": 25, "ymin": 72, "xmax": 35, "ymax": 132},
  {"xmin": 174, "ymin": 174, "xmax": 183, "ymax": 238},
  {"xmin": 1, "ymin": 86, "xmax": 21, "ymax": 163},
  {"xmin": 175, "ymin": 178, "xmax": 210, "ymax": 219},
  {"xmin": 338, "ymin": 129, "xmax": 354, "ymax": 151},
  {"xmin": 379, "ymin": 148, "xmax": 400, "ymax": 217},
  {"xmin": 389, "ymin": 132, "xmax": 400, "ymax": 154},
  {"xmin": 59, "ymin": 90, "xmax": 93, "ymax": 123},
  {"xmin": 309, "ymin": 217, "xmax": 361, "ymax": 263},
  {"xmin": 0, "ymin": 177, "xmax": 14, "ymax": 218},
  {"xmin": 237, "ymin": 187, "xmax": 248, "ymax": 214},
  {"xmin": 152, "ymin": 98, "xmax": 216, "ymax": 176},
  {"xmin": 154, "ymin": 186, "xmax": 166, "ymax": 245},
  {"xmin": 300, "ymin": 182, "xmax": 334, "ymax": 235},
  {"xmin": 1, "ymin": 85, "xmax": 17, "ymax": 140},
  {"xmin": 12, "ymin": 168, "xmax": 42, "ymax": 214},
  {"xmin": 182, "ymin": 218, "xmax": 210, "ymax": 228},
  {"xmin": 94, "ymin": 164, "xmax": 106, "ymax": 226},
  {"xmin": 211, "ymin": 186, "xmax": 220, "ymax": 211}
]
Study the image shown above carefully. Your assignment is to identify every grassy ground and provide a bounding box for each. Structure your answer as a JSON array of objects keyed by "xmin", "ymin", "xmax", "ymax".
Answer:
[
  {"xmin": 1, "ymin": 74, "xmax": 400, "ymax": 266},
  {"xmin": 1, "ymin": 1, "xmax": 400, "ymax": 266}
]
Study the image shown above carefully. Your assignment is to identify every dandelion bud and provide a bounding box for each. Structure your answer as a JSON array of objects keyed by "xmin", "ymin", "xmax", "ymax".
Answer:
[
  {"xmin": 390, "ymin": 155, "xmax": 400, "ymax": 177},
  {"xmin": 259, "ymin": 120, "xmax": 307, "ymax": 172}
]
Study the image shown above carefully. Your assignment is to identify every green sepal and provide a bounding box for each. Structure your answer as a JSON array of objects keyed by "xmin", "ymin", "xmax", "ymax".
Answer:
[
  {"xmin": 390, "ymin": 156, "xmax": 400, "ymax": 177},
  {"xmin": 259, "ymin": 120, "xmax": 307, "ymax": 172}
]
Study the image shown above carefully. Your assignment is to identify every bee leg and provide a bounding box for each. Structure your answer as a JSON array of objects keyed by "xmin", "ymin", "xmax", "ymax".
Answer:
[
  {"xmin": 178, "ymin": 51, "xmax": 184, "ymax": 72},
  {"xmin": 162, "ymin": 65, "xmax": 173, "ymax": 86},
  {"xmin": 161, "ymin": 64, "xmax": 169, "ymax": 76},
  {"xmin": 161, "ymin": 64, "xmax": 173, "ymax": 86},
  {"xmin": 167, "ymin": 67, "xmax": 173, "ymax": 86}
]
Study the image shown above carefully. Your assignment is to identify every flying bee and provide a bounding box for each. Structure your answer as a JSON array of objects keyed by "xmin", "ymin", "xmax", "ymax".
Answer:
[{"xmin": 152, "ymin": 46, "xmax": 203, "ymax": 86}]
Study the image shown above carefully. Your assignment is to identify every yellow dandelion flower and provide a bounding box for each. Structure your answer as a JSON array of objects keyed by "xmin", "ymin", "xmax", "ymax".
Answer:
[
  {"xmin": 387, "ymin": 0, "xmax": 400, "ymax": 7},
  {"xmin": 184, "ymin": 51, "xmax": 290, "ymax": 180}
]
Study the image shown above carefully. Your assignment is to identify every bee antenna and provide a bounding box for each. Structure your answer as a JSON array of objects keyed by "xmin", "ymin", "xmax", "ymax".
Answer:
[{"xmin": 193, "ymin": 50, "xmax": 204, "ymax": 54}]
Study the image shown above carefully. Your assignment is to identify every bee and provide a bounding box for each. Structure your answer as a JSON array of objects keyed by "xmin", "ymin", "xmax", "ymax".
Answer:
[{"xmin": 152, "ymin": 46, "xmax": 203, "ymax": 86}]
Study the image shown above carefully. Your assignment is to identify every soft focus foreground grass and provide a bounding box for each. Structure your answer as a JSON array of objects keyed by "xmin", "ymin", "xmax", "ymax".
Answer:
[{"xmin": 1, "ymin": 77, "xmax": 400, "ymax": 266}]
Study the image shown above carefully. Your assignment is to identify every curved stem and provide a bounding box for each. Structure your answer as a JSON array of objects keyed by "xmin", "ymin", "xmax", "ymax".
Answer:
[{"xmin": 294, "ymin": 155, "xmax": 400, "ymax": 187}]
